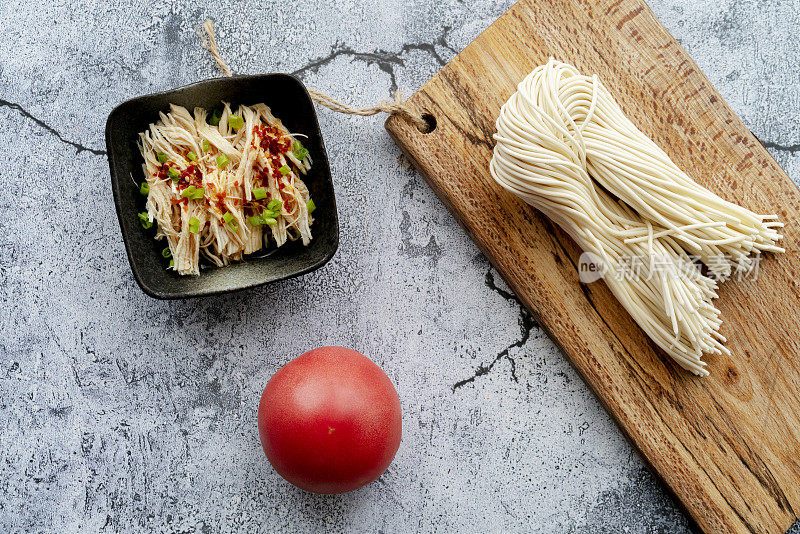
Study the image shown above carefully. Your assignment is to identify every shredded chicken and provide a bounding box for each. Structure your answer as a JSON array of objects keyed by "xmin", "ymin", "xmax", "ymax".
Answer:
[{"xmin": 137, "ymin": 102, "xmax": 315, "ymax": 275}]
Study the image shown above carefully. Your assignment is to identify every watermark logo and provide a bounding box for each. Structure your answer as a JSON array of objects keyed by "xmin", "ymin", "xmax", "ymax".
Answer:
[
  {"xmin": 578, "ymin": 251, "xmax": 607, "ymax": 283},
  {"xmin": 577, "ymin": 253, "xmax": 761, "ymax": 283}
]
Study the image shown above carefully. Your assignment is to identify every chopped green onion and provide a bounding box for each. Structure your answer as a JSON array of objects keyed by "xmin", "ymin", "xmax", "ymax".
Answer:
[
  {"xmin": 279, "ymin": 165, "xmax": 291, "ymax": 175},
  {"xmin": 140, "ymin": 182, "xmax": 149, "ymax": 195},
  {"xmin": 208, "ymin": 107, "xmax": 222, "ymax": 126},
  {"xmin": 306, "ymin": 199, "xmax": 316, "ymax": 214},
  {"xmin": 189, "ymin": 217, "xmax": 200, "ymax": 233},
  {"xmin": 216, "ymin": 154, "xmax": 229, "ymax": 169},
  {"xmin": 157, "ymin": 152, "xmax": 168, "ymax": 164},
  {"xmin": 292, "ymin": 140, "xmax": 309, "ymax": 161},
  {"xmin": 228, "ymin": 115, "xmax": 244, "ymax": 130},
  {"xmin": 169, "ymin": 259, "xmax": 174, "ymax": 268},
  {"xmin": 138, "ymin": 211, "xmax": 152, "ymax": 229},
  {"xmin": 247, "ymin": 215, "xmax": 263, "ymax": 227},
  {"xmin": 252, "ymin": 187, "xmax": 268, "ymax": 200},
  {"xmin": 202, "ymin": 140, "xmax": 210, "ymax": 152},
  {"xmin": 168, "ymin": 166, "xmax": 180, "ymax": 181},
  {"xmin": 181, "ymin": 186, "xmax": 204, "ymax": 200},
  {"xmin": 267, "ymin": 199, "xmax": 282, "ymax": 210},
  {"xmin": 162, "ymin": 247, "xmax": 172, "ymax": 258},
  {"xmin": 187, "ymin": 151, "xmax": 197, "ymax": 161},
  {"xmin": 223, "ymin": 211, "xmax": 238, "ymax": 230},
  {"xmin": 263, "ymin": 217, "xmax": 277, "ymax": 226},
  {"xmin": 263, "ymin": 209, "xmax": 279, "ymax": 219}
]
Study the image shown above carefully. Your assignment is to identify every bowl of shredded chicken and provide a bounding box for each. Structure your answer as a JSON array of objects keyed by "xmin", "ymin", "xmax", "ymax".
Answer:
[
  {"xmin": 107, "ymin": 74, "xmax": 338, "ymax": 298},
  {"xmin": 138, "ymin": 102, "xmax": 316, "ymax": 276}
]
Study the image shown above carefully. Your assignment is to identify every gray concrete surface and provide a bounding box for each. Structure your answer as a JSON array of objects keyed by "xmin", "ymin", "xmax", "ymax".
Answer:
[{"xmin": 1, "ymin": 0, "xmax": 799, "ymax": 532}]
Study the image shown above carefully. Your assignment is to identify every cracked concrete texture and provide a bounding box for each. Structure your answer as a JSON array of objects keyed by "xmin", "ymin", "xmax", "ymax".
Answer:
[{"xmin": 1, "ymin": 0, "xmax": 799, "ymax": 532}]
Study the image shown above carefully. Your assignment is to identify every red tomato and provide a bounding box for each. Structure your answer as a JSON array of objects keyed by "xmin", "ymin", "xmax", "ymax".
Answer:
[{"xmin": 258, "ymin": 346, "xmax": 402, "ymax": 494}]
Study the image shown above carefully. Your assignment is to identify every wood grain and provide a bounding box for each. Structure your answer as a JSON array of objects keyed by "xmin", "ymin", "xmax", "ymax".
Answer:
[{"xmin": 385, "ymin": 1, "xmax": 800, "ymax": 532}]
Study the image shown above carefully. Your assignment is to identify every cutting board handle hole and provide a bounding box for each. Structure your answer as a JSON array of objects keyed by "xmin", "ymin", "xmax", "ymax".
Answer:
[{"xmin": 418, "ymin": 113, "xmax": 436, "ymax": 134}]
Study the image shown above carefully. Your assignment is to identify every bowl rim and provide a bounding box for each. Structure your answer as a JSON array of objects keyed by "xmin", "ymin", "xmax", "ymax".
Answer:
[{"xmin": 105, "ymin": 73, "xmax": 339, "ymax": 299}]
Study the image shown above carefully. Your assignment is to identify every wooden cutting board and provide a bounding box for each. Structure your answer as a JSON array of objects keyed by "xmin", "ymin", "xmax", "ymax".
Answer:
[{"xmin": 385, "ymin": 1, "xmax": 800, "ymax": 532}]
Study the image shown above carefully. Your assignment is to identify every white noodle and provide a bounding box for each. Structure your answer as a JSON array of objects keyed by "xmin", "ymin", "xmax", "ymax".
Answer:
[
  {"xmin": 137, "ymin": 103, "xmax": 314, "ymax": 276},
  {"xmin": 490, "ymin": 59, "xmax": 784, "ymax": 376}
]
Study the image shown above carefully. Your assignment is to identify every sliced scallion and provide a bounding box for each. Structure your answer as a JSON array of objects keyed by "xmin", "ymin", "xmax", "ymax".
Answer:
[
  {"xmin": 202, "ymin": 140, "xmax": 210, "ymax": 152},
  {"xmin": 187, "ymin": 151, "xmax": 197, "ymax": 161},
  {"xmin": 279, "ymin": 165, "xmax": 291, "ymax": 175},
  {"xmin": 138, "ymin": 212, "xmax": 152, "ymax": 229},
  {"xmin": 189, "ymin": 217, "xmax": 200, "ymax": 233},
  {"xmin": 169, "ymin": 259, "xmax": 174, "ymax": 268},
  {"xmin": 292, "ymin": 140, "xmax": 309, "ymax": 161},
  {"xmin": 228, "ymin": 115, "xmax": 244, "ymax": 130},
  {"xmin": 162, "ymin": 247, "xmax": 172, "ymax": 258},
  {"xmin": 208, "ymin": 108, "xmax": 222, "ymax": 126},
  {"xmin": 263, "ymin": 217, "xmax": 277, "ymax": 226},
  {"xmin": 181, "ymin": 186, "xmax": 204, "ymax": 200},
  {"xmin": 306, "ymin": 199, "xmax": 316, "ymax": 214},
  {"xmin": 223, "ymin": 211, "xmax": 238, "ymax": 230},
  {"xmin": 252, "ymin": 187, "xmax": 268, "ymax": 200},
  {"xmin": 267, "ymin": 199, "xmax": 282, "ymax": 210},
  {"xmin": 216, "ymin": 154, "xmax": 229, "ymax": 169},
  {"xmin": 157, "ymin": 152, "xmax": 167, "ymax": 164},
  {"xmin": 168, "ymin": 166, "xmax": 180, "ymax": 181},
  {"xmin": 140, "ymin": 182, "xmax": 149, "ymax": 195},
  {"xmin": 247, "ymin": 215, "xmax": 263, "ymax": 227}
]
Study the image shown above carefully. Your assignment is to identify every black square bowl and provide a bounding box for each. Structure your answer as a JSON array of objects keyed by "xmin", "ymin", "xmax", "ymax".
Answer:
[{"xmin": 106, "ymin": 74, "xmax": 339, "ymax": 299}]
